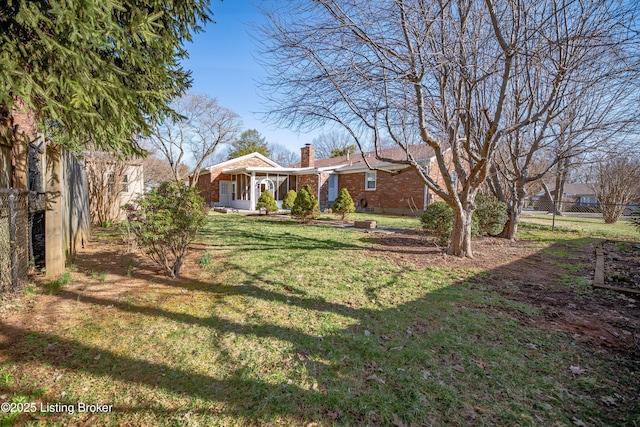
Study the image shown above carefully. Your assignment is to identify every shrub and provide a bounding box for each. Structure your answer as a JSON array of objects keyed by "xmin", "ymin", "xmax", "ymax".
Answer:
[
  {"xmin": 282, "ymin": 189, "xmax": 297, "ymax": 209},
  {"xmin": 332, "ymin": 188, "xmax": 356, "ymax": 220},
  {"xmin": 420, "ymin": 201, "xmax": 479, "ymax": 245},
  {"xmin": 474, "ymin": 194, "xmax": 508, "ymax": 236},
  {"xmin": 291, "ymin": 184, "xmax": 319, "ymax": 222},
  {"xmin": 125, "ymin": 181, "xmax": 207, "ymax": 278},
  {"xmin": 420, "ymin": 202, "xmax": 455, "ymax": 245},
  {"xmin": 256, "ymin": 189, "xmax": 279, "ymax": 214}
]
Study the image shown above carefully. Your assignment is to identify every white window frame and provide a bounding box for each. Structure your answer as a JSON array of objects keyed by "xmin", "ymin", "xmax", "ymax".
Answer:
[
  {"xmin": 365, "ymin": 171, "xmax": 377, "ymax": 191},
  {"xmin": 121, "ymin": 174, "xmax": 129, "ymax": 193}
]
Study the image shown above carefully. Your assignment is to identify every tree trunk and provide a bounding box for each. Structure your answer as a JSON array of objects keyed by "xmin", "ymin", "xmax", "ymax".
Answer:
[
  {"xmin": 499, "ymin": 184, "xmax": 526, "ymax": 240},
  {"xmin": 448, "ymin": 208, "xmax": 474, "ymax": 257},
  {"xmin": 500, "ymin": 199, "xmax": 524, "ymax": 240},
  {"xmin": 554, "ymin": 157, "xmax": 570, "ymax": 215}
]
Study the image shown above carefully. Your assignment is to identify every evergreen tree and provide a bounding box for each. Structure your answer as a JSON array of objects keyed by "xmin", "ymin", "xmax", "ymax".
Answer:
[
  {"xmin": 0, "ymin": 0, "xmax": 211, "ymax": 155},
  {"xmin": 330, "ymin": 145, "xmax": 357, "ymax": 158},
  {"xmin": 332, "ymin": 188, "xmax": 355, "ymax": 220},
  {"xmin": 227, "ymin": 129, "xmax": 269, "ymax": 159},
  {"xmin": 256, "ymin": 190, "xmax": 278, "ymax": 214},
  {"xmin": 282, "ymin": 189, "xmax": 297, "ymax": 209},
  {"xmin": 291, "ymin": 184, "xmax": 319, "ymax": 222}
]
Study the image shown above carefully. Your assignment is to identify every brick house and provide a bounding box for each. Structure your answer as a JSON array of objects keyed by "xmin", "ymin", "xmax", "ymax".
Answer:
[{"xmin": 195, "ymin": 145, "xmax": 450, "ymax": 215}]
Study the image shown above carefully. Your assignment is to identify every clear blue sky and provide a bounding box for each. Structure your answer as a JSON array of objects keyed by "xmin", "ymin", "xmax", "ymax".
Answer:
[{"xmin": 181, "ymin": 1, "xmax": 314, "ymax": 154}]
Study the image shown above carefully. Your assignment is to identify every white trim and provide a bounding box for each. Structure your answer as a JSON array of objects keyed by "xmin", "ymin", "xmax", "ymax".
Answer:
[{"xmin": 365, "ymin": 171, "xmax": 377, "ymax": 191}]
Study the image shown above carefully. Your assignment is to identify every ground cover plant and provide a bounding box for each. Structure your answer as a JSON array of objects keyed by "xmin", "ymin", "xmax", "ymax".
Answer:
[{"xmin": 0, "ymin": 213, "xmax": 638, "ymax": 426}]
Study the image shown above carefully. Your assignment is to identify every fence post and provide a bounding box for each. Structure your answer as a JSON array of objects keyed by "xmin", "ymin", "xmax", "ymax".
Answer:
[
  {"xmin": 8, "ymin": 191, "xmax": 18, "ymax": 292},
  {"xmin": 552, "ymin": 200, "xmax": 556, "ymax": 232}
]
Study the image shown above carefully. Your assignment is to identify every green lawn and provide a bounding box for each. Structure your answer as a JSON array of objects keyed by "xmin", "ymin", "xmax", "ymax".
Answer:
[
  {"xmin": 317, "ymin": 211, "xmax": 422, "ymax": 230},
  {"xmin": 520, "ymin": 212, "xmax": 640, "ymax": 239},
  {"xmin": 1, "ymin": 213, "xmax": 638, "ymax": 426}
]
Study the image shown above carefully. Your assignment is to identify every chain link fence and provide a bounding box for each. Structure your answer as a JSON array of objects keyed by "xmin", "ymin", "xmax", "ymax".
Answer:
[
  {"xmin": 0, "ymin": 189, "xmax": 31, "ymax": 294},
  {"xmin": 525, "ymin": 198, "xmax": 638, "ymax": 216}
]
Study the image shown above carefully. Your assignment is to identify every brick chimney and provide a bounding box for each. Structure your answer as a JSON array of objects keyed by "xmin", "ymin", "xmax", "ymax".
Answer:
[{"xmin": 300, "ymin": 143, "xmax": 315, "ymax": 168}]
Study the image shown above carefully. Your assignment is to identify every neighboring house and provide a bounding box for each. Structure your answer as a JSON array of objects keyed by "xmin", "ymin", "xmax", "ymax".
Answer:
[
  {"xmin": 115, "ymin": 162, "xmax": 144, "ymax": 220},
  {"xmin": 84, "ymin": 154, "xmax": 144, "ymax": 222},
  {"xmin": 536, "ymin": 183, "xmax": 598, "ymax": 211},
  {"xmin": 194, "ymin": 144, "xmax": 451, "ymax": 215}
]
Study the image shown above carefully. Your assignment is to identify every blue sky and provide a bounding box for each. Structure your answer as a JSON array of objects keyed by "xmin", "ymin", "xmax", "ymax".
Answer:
[{"xmin": 182, "ymin": 1, "xmax": 313, "ymax": 153}]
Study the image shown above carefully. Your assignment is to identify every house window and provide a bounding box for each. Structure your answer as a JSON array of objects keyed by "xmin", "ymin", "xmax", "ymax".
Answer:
[
  {"xmin": 365, "ymin": 171, "xmax": 377, "ymax": 191},
  {"xmin": 121, "ymin": 174, "xmax": 129, "ymax": 193}
]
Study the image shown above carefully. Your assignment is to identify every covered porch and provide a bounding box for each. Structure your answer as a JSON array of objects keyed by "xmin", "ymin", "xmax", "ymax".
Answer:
[{"xmin": 219, "ymin": 166, "xmax": 312, "ymax": 211}]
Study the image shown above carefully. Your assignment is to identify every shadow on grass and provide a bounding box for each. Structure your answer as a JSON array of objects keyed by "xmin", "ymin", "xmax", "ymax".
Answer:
[{"xmin": 1, "ymin": 225, "xmax": 639, "ymax": 425}]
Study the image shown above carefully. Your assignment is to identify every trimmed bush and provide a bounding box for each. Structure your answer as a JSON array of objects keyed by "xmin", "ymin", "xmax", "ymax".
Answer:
[
  {"xmin": 124, "ymin": 181, "xmax": 207, "ymax": 278},
  {"xmin": 291, "ymin": 184, "xmax": 319, "ymax": 222},
  {"xmin": 256, "ymin": 189, "xmax": 278, "ymax": 214},
  {"xmin": 420, "ymin": 201, "xmax": 479, "ymax": 245},
  {"xmin": 332, "ymin": 188, "xmax": 356, "ymax": 220},
  {"xmin": 474, "ymin": 194, "xmax": 508, "ymax": 236},
  {"xmin": 420, "ymin": 202, "xmax": 455, "ymax": 245},
  {"xmin": 282, "ymin": 189, "xmax": 297, "ymax": 209}
]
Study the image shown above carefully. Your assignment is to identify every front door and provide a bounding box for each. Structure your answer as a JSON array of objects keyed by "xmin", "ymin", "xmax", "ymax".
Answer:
[
  {"xmin": 328, "ymin": 174, "xmax": 338, "ymax": 202},
  {"xmin": 220, "ymin": 181, "xmax": 231, "ymax": 206}
]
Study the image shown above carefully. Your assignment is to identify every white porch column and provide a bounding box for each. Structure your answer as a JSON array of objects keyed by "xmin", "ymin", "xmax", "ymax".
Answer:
[{"xmin": 250, "ymin": 171, "xmax": 256, "ymax": 211}]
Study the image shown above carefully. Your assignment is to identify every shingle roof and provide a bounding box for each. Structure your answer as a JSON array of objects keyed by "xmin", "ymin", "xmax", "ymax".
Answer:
[{"xmin": 297, "ymin": 144, "xmax": 437, "ymax": 169}]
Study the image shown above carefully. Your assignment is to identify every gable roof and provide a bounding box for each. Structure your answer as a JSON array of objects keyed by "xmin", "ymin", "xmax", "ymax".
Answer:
[
  {"xmin": 537, "ymin": 183, "xmax": 596, "ymax": 197},
  {"xmin": 205, "ymin": 152, "xmax": 282, "ymax": 172},
  {"xmin": 298, "ymin": 144, "xmax": 437, "ymax": 169}
]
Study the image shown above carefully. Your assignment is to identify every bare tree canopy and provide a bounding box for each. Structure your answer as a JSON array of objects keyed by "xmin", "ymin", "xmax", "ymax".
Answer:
[
  {"xmin": 592, "ymin": 156, "xmax": 640, "ymax": 224},
  {"xmin": 141, "ymin": 153, "xmax": 189, "ymax": 190},
  {"xmin": 268, "ymin": 142, "xmax": 300, "ymax": 166},
  {"xmin": 145, "ymin": 94, "xmax": 241, "ymax": 186},
  {"xmin": 258, "ymin": 0, "xmax": 640, "ymax": 256},
  {"xmin": 311, "ymin": 131, "xmax": 357, "ymax": 159},
  {"xmin": 489, "ymin": 69, "xmax": 640, "ymax": 239}
]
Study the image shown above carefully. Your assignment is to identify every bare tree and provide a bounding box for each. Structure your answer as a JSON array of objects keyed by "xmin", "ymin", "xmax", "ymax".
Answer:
[
  {"xmin": 489, "ymin": 71, "xmax": 639, "ymax": 239},
  {"xmin": 145, "ymin": 94, "xmax": 241, "ymax": 186},
  {"xmin": 140, "ymin": 153, "xmax": 189, "ymax": 190},
  {"xmin": 311, "ymin": 131, "xmax": 357, "ymax": 159},
  {"xmin": 85, "ymin": 151, "xmax": 129, "ymax": 226},
  {"xmin": 259, "ymin": 0, "xmax": 638, "ymax": 256},
  {"xmin": 592, "ymin": 156, "xmax": 640, "ymax": 224},
  {"xmin": 268, "ymin": 142, "xmax": 300, "ymax": 166},
  {"xmin": 311, "ymin": 130, "xmax": 395, "ymax": 159}
]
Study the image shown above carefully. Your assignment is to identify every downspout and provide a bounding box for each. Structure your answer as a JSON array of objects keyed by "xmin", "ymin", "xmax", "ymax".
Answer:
[{"xmin": 317, "ymin": 172, "xmax": 321, "ymax": 205}]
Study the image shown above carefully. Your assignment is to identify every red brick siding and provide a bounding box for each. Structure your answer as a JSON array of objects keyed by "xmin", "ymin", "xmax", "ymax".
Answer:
[
  {"xmin": 10, "ymin": 100, "xmax": 37, "ymax": 189},
  {"xmin": 334, "ymin": 157, "xmax": 453, "ymax": 215},
  {"xmin": 300, "ymin": 145, "xmax": 315, "ymax": 167},
  {"xmin": 318, "ymin": 172, "xmax": 330, "ymax": 206},
  {"xmin": 297, "ymin": 174, "xmax": 318, "ymax": 200}
]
